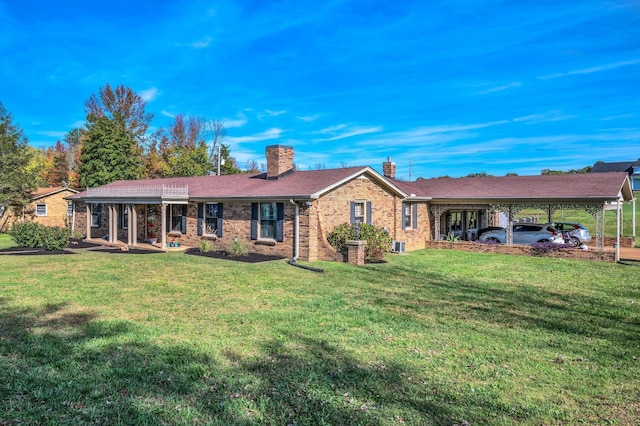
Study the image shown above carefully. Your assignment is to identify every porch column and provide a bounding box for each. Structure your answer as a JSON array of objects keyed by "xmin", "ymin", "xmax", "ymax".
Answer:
[
  {"xmin": 109, "ymin": 204, "xmax": 117, "ymax": 243},
  {"xmin": 127, "ymin": 204, "xmax": 133, "ymax": 246},
  {"xmin": 131, "ymin": 204, "xmax": 138, "ymax": 246},
  {"xmin": 86, "ymin": 204, "xmax": 91, "ymax": 239},
  {"xmin": 160, "ymin": 203, "xmax": 167, "ymax": 251}
]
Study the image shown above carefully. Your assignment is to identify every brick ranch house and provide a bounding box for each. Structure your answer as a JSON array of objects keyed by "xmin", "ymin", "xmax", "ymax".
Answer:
[
  {"xmin": 67, "ymin": 145, "xmax": 634, "ymax": 262},
  {"xmin": 0, "ymin": 186, "xmax": 79, "ymax": 232}
]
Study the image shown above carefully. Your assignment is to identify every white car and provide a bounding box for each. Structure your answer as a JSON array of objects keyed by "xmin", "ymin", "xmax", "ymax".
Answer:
[{"xmin": 479, "ymin": 223, "xmax": 565, "ymax": 245}]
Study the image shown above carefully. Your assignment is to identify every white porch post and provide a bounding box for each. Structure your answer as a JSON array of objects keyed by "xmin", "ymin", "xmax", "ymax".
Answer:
[
  {"xmin": 131, "ymin": 204, "xmax": 138, "ymax": 246},
  {"xmin": 616, "ymin": 200, "xmax": 621, "ymax": 262},
  {"xmin": 161, "ymin": 203, "xmax": 167, "ymax": 251},
  {"xmin": 86, "ymin": 204, "xmax": 91, "ymax": 240},
  {"xmin": 127, "ymin": 204, "xmax": 133, "ymax": 246},
  {"xmin": 108, "ymin": 204, "xmax": 114, "ymax": 243}
]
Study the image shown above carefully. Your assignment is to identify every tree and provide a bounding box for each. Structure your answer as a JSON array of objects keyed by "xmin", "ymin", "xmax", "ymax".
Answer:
[
  {"xmin": 64, "ymin": 128, "xmax": 85, "ymax": 188},
  {"xmin": 79, "ymin": 84, "xmax": 151, "ymax": 188},
  {"xmin": 541, "ymin": 166, "xmax": 592, "ymax": 175},
  {"xmin": 79, "ymin": 114, "xmax": 142, "ymax": 188},
  {"xmin": 0, "ymin": 102, "xmax": 36, "ymax": 209},
  {"xmin": 45, "ymin": 141, "xmax": 70, "ymax": 186},
  {"xmin": 466, "ymin": 171, "xmax": 494, "ymax": 177},
  {"xmin": 84, "ymin": 83, "xmax": 153, "ymax": 140},
  {"xmin": 505, "ymin": 172, "xmax": 518, "ymax": 176}
]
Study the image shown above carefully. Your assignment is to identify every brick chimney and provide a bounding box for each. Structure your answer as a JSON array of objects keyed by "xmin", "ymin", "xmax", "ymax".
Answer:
[
  {"xmin": 266, "ymin": 145, "xmax": 295, "ymax": 179},
  {"xmin": 382, "ymin": 157, "xmax": 396, "ymax": 179}
]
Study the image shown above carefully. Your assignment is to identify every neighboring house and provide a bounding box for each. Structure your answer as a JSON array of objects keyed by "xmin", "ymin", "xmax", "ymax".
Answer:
[
  {"xmin": 0, "ymin": 186, "xmax": 79, "ymax": 232},
  {"xmin": 67, "ymin": 145, "xmax": 633, "ymax": 260},
  {"xmin": 592, "ymin": 160, "xmax": 640, "ymax": 192}
]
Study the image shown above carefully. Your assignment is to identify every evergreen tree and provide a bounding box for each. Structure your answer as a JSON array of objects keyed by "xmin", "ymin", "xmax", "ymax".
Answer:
[
  {"xmin": 79, "ymin": 114, "xmax": 141, "ymax": 188},
  {"xmin": 0, "ymin": 102, "xmax": 36, "ymax": 208}
]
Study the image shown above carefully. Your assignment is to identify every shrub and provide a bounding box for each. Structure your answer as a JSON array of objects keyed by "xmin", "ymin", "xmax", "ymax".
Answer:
[
  {"xmin": 227, "ymin": 238, "xmax": 248, "ymax": 256},
  {"xmin": 8, "ymin": 223, "xmax": 70, "ymax": 251},
  {"xmin": 8, "ymin": 222, "xmax": 41, "ymax": 247},
  {"xmin": 71, "ymin": 230, "xmax": 85, "ymax": 240},
  {"xmin": 530, "ymin": 241, "xmax": 573, "ymax": 255},
  {"xmin": 38, "ymin": 226, "xmax": 71, "ymax": 251},
  {"xmin": 327, "ymin": 222, "xmax": 393, "ymax": 262},
  {"xmin": 199, "ymin": 239, "xmax": 213, "ymax": 253},
  {"xmin": 444, "ymin": 231, "xmax": 460, "ymax": 242},
  {"xmin": 326, "ymin": 223, "xmax": 353, "ymax": 253}
]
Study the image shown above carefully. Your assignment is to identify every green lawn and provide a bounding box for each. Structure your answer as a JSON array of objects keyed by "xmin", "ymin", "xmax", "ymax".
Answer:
[{"xmin": 0, "ymin": 234, "xmax": 638, "ymax": 425}]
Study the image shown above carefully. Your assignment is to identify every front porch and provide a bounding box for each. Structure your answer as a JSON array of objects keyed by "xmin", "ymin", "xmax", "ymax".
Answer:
[{"xmin": 83, "ymin": 184, "xmax": 189, "ymax": 252}]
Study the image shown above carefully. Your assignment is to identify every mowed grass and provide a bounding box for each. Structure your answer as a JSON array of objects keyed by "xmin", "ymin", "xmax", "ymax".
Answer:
[{"xmin": 0, "ymin": 234, "xmax": 638, "ymax": 425}]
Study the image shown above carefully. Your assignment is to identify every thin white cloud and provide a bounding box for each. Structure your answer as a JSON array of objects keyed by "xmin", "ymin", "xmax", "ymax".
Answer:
[
  {"xmin": 139, "ymin": 87, "xmax": 159, "ymax": 102},
  {"xmin": 224, "ymin": 113, "xmax": 248, "ymax": 128},
  {"xmin": 297, "ymin": 114, "xmax": 320, "ymax": 122},
  {"xmin": 539, "ymin": 59, "xmax": 640, "ymax": 80},
  {"xmin": 473, "ymin": 82, "xmax": 521, "ymax": 95},
  {"xmin": 226, "ymin": 128, "xmax": 282, "ymax": 143},
  {"xmin": 190, "ymin": 36, "xmax": 213, "ymax": 49},
  {"xmin": 318, "ymin": 126, "xmax": 383, "ymax": 141},
  {"xmin": 265, "ymin": 109, "xmax": 286, "ymax": 117},
  {"xmin": 513, "ymin": 110, "xmax": 577, "ymax": 124},
  {"xmin": 36, "ymin": 130, "xmax": 67, "ymax": 138},
  {"xmin": 161, "ymin": 110, "xmax": 176, "ymax": 118},
  {"xmin": 315, "ymin": 124, "xmax": 348, "ymax": 134}
]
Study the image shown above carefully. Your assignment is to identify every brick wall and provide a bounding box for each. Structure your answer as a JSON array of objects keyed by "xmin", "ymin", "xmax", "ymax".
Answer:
[
  {"xmin": 425, "ymin": 241, "xmax": 616, "ymax": 262},
  {"xmin": 0, "ymin": 190, "xmax": 74, "ymax": 231},
  {"xmin": 266, "ymin": 145, "xmax": 294, "ymax": 178}
]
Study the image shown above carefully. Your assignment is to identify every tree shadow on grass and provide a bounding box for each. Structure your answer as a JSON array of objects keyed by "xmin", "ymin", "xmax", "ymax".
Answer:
[
  {"xmin": 0, "ymin": 297, "xmax": 519, "ymax": 425},
  {"xmin": 347, "ymin": 260, "xmax": 640, "ymax": 360}
]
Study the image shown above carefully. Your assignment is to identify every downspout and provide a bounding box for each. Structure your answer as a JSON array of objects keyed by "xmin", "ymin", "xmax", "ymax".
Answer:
[{"xmin": 288, "ymin": 199, "xmax": 323, "ymax": 272}]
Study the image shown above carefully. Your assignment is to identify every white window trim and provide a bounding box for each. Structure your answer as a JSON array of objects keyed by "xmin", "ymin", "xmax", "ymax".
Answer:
[
  {"xmin": 259, "ymin": 202, "xmax": 277, "ymax": 240},
  {"xmin": 36, "ymin": 204, "xmax": 48, "ymax": 217},
  {"xmin": 353, "ymin": 200, "xmax": 367, "ymax": 224},
  {"xmin": 403, "ymin": 202, "xmax": 414, "ymax": 230}
]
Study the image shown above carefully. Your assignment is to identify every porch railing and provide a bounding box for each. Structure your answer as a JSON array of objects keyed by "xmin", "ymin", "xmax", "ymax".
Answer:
[{"xmin": 86, "ymin": 185, "xmax": 189, "ymax": 198}]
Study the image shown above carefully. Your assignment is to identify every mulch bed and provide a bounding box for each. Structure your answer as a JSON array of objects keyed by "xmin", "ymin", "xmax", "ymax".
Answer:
[
  {"xmin": 0, "ymin": 246, "xmax": 75, "ymax": 255},
  {"xmin": 184, "ymin": 248, "xmax": 285, "ymax": 263}
]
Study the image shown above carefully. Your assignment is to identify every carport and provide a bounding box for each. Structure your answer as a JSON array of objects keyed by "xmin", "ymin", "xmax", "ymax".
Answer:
[{"xmin": 402, "ymin": 172, "xmax": 634, "ymax": 261}]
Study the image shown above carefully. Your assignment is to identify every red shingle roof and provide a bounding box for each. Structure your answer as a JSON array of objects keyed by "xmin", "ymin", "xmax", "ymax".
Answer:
[
  {"xmin": 392, "ymin": 172, "xmax": 632, "ymax": 201},
  {"xmin": 70, "ymin": 167, "xmax": 406, "ymax": 200}
]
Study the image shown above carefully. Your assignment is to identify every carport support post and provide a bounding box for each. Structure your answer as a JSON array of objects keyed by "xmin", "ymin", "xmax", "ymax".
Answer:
[
  {"xmin": 506, "ymin": 205, "xmax": 514, "ymax": 245},
  {"xmin": 616, "ymin": 200, "xmax": 621, "ymax": 262}
]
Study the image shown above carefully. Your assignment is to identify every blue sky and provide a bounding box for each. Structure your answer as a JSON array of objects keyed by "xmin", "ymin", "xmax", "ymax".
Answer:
[{"xmin": 1, "ymin": 0, "xmax": 639, "ymax": 179}]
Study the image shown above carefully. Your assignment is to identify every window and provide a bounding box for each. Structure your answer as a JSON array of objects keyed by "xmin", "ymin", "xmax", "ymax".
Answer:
[
  {"xmin": 260, "ymin": 202, "xmax": 277, "ymax": 239},
  {"xmin": 91, "ymin": 204, "xmax": 102, "ymax": 227},
  {"xmin": 402, "ymin": 202, "xmax": 418, "ymax": 230},
  {"xmin": 204, "ymin": 203, "xmax": 218, "ymax": 235},
  {"xmin": 353, "ymin": 201, "xmax": 365, "ymax": 223},
  {"xmin": 197, "ymin": 203, "xmax": 223, "ymax": 237},
  {"xmin": 170, "ymin": 205, "xmax": 185, "ymax": 232},
  {"xmin": 36, "ymin": 204, "xmax": 47, "ymax": 216},
  {"xmin": 251, "ymin": 202, "xmax": 284, "ymax": 242},
  {"xmin": 67, "ymin": 202, "xmax": 73, "ymax": 217},
  {"xmin": 350, "ymin": 201, "xmax": 371, "ymax": 225}
]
